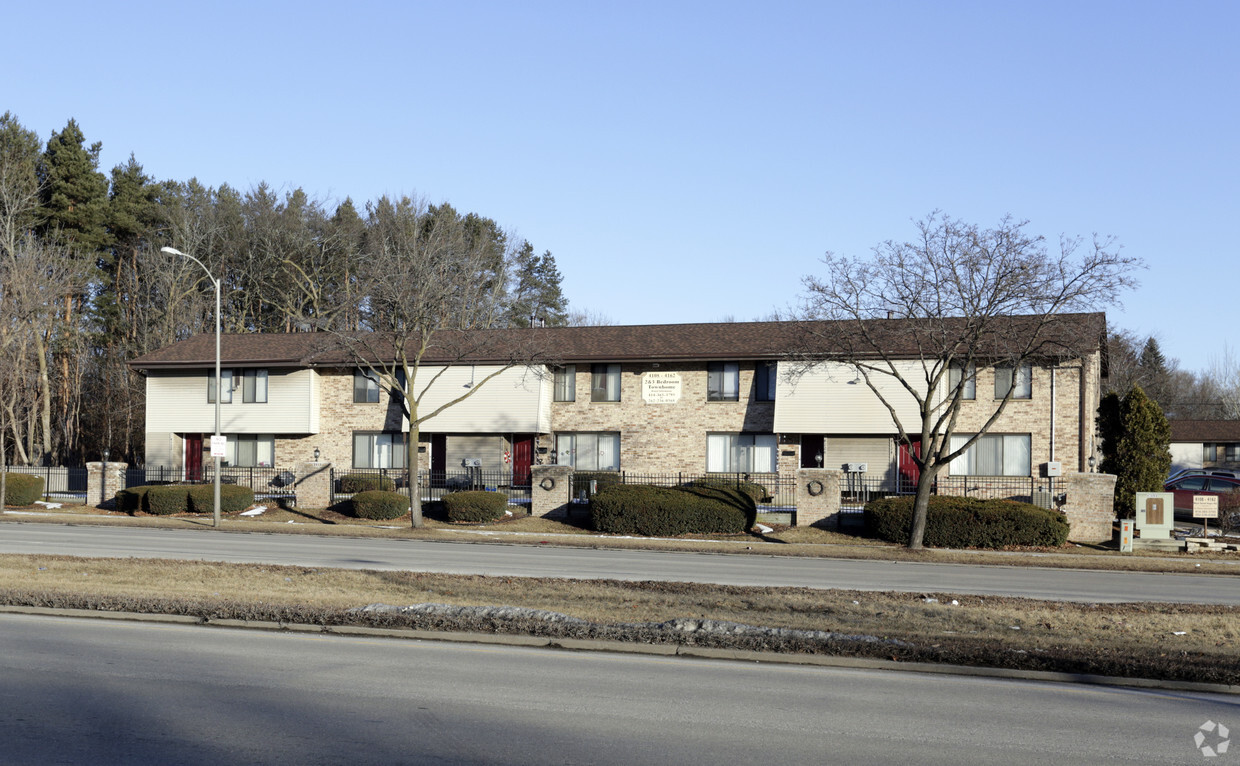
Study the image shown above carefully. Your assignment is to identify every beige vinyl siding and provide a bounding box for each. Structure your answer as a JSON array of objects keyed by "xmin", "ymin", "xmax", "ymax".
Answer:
[
  {"xmin": 143, "ymin": 431, "xmax": 181, "ymax": 468},
  {"xmin": 145, "ymin": 368, "xmax": 319, "ymax": 434},
  {"xmin": 824, "ymin": 437, "xmax": 895, "ymax": 481},
  {"xmin": 414, "ymin": 365, "xmax": 550, "ymax": 433},
  {"xmin": 774, "ymin": 360, "xmax": 928, "ymax": 434},
  {"xmin": 444, "ymin": 435, "xmax": 507, "ymax": 473}
]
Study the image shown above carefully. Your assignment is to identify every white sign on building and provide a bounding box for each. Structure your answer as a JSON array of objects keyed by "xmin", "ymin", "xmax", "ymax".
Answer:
[{"xmin": 642, "ymin": 372, "xmax": 682, "ymax": 404}]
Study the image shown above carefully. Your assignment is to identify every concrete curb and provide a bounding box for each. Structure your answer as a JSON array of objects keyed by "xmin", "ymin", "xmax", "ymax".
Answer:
[{"xmin": 5, "ymin": 604, "xmax": 1236, "ymax": 696}]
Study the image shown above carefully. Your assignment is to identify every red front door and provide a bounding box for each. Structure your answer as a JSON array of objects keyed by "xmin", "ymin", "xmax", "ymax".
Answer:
[
  {"xmin": 185, "ymin": 434, "xmax": 204, "ymax": 481},
  {"xmin": 897, "ymin": 438, "xmax": 922, "ymax": 494},
  {"xmin": 513, "ymin": 436, "xmax": 534, "ymax": 486}
]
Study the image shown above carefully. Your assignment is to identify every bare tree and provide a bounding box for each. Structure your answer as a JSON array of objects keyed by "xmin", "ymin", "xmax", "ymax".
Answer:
[
  {"xmin": 794, "ymin": 212, "xmax": 1141, "ymax": 549},
  {"xmin": 338, "ymin": 195, "xmax": 549, "ymax": 527}
]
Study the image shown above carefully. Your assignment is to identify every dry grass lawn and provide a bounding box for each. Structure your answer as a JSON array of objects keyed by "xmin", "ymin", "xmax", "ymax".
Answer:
[{"xmin": 1, "ymin": 553, "xmax": 1236, "ymax": 686}]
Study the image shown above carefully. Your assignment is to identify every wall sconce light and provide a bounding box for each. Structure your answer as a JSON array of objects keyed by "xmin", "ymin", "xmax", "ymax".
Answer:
[
  {"xmin": 313, "ymin": 447, "xmax": 321, "ymax": 461},
  {"xmin": 1087, "ymin": 455, "xmax": 1096, "ymax": 472},
  {"xmin": 103, "ymin": 448, "xmax": 110, "ymax": 462}
]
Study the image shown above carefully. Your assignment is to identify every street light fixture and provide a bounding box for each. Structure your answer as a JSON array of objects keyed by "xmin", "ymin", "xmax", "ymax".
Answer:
[{"xmin": 162, "ymin": 246, "xmax": 222, "ymax": 528}]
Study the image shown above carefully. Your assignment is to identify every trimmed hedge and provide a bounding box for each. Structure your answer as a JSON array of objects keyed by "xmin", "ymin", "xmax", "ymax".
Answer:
[
  {"xmin": 443, "ymin": 490, "xmax": 510, "ymax": 523},
  {"xmin": 145, "ymin": 485, "xmax": 191, "ymax": 515},
  {"xmin": 114, "ymin": 485, "xmax": 155, "ymax": 513},
  {"xmin": 684, "ymin": 478, "xmax": 769, "ymax": 504},
  {"xmin": 187, "ymin": 484, "xmax": 255, "ymax": 513},
  {"xmin": 864, "ymin": 495, "xmax": 1070, "ymax": 548},
  {"xmin": 339, "ymin": 473, "xmax": 396, "ymax": 493},
  {"xmin": 351, "ymin": 490, "xmax": 410, "ymax": 520},
  {"xmin": 3, "ymin": 473, "xmax": 45, "ymax": 505},
  {"xmin": 591, "ymin": 483, "xmax": 757, "ymax": 536}
]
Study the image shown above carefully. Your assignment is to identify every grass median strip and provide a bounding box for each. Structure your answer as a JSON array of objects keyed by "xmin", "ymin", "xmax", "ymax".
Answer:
[{"xmin": 1, "ymin": 553, "xmax": 1236, "ymax": 686}]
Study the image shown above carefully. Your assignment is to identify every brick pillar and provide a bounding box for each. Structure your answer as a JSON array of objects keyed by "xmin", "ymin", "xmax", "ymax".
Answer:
[
  {"xmin": 1058, "ymin": 472, "xmax": 1116, "ymax": 542},
  {"xmin": 88, "ymin": 462, "xmax": 128, "ymax": 507},
  {"xmin": 295, "ymin": 461, "xmax": 333, "ymax": 509},
  {"xmin": 795, "ymin": 469, "xmax": 841, "ymax": 528},
  {"xmin": 531, "ymin": 465, "xmax": 573, "ymax": 518}
]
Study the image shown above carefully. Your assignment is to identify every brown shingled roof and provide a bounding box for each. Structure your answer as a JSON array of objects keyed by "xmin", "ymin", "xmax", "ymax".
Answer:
[
  {"xmin": 1169, "ymin": 420, "xmax": 1240, "ymax": 443},
  {"xmin": 128, "ymin": 312, "xmax": 1107, "ymax": 370}
]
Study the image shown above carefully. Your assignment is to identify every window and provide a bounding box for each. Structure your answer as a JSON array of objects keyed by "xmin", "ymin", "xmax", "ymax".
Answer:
[
  {"xmin": 994, "ymin": 363, "xmax": 1032, "ymax": 399},
  {"xmin": 948, "ymin": 434, "xmax": 1031, "ymax": 476},
  {"xmin": 354, "ymin": 370, "xmax": 380, "ymax": 403},
  {"xmin": 554, "ymin": 365, "xmax": 576, "ymax": 402},
  {"xmin": 227, "ymin": 434, "xmax": 274, "ymax": 467},
  {"xmin": 353, "ymin": 432, "xmax": 407, "ymax": 469},
  {"xmin": 207, "ymin": 370, "xmax": 234, "ymax": 404},
  {"xmin": 707, "ymin": 362, "xmax": 740, "ymax": 401},
  {"xmin": 555, "ymin": 432, "xmax": 620, "ymax": 471},
  {"xmin": 948, "ymin": 362, "xmax": 975, "ymax": 400},
  {"xmin": 706, "ymin": 433, "xmax": 777, "ymax": 473},
  {"xmin": 1228, "ymin": 444, "xmax": 1240, "ymax": 462},
  {"xmin": 1204, "ymin": 444, "xmax": 1217, "ymax": 462},
  {"xmin": 755, "ymin": 361, "xmax": 777, "ymax": 402},
  {"xmin": 242, "ymin": 369, "xmax": 268, "ymax": 403},
  {"xmin": 591, "ymin": 363, "xmax": 621, "ymax": 402}
]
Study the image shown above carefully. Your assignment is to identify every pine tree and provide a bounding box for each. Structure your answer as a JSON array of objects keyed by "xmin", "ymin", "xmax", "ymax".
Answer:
[
  {"xmin": 1136, "ymin": 337, "xmax": 1173, "ymax": 411},
  {"xmin": 1110, "ymin": 385, "xmax": 1172, "ymax": 517},
  {"xmin": 506, "ymin": 241, "xmax": 568, "ymax": 327},
  {"xmin": 38, "ymin": 119, "xmax": 109, "ymax": 256}
]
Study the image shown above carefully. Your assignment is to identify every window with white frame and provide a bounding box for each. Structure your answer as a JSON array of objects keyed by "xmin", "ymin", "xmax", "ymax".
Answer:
[
  {"xmin": 707, "ymin": 362, "xmax": 740, "ymax": 401},
  {"xmin": 948, "ymin": 362, "xmax": 975, "ymax": 400},
  {"xmin": 353, "ymin": 432, "xmax": 407, "ymax": 469},
  {"xmin": 706, "ymin": 433, "xmax": 777, "ymax": 473},
  {"xmin": 241, "ymin": 369, "xmax": 268, "ymax": 403},
  {"xmin": 554, "ymin": 365, "xmax": 576, "ymax": 402},
  {"xmin": 555, "ymin": 432, "xmax": 620, "ymax": 471},
  {"xmin": 948, "ymin": 433, "xmax": 1031, "ymax": 476},
  {"xmin": 227, "ymin": 434, "xmax": 275, "ymax": 467},
  {"xmin": 755, "ymin": 361, "xmax": 777, "ymax": 402},
  {"xmin": 994, "ymin": 363, "xmax": 1032, "ymax": 399},
  {"xmin": 354, "ymin": 369, "xmax": 380, "ymax": 403},
  {"xmin": 207, "ymin": 370, "xmax": 234, "ymax": 404},
  {"xmin": 591, "ymin": 364, "xmax": 621, "ymax": 402}
]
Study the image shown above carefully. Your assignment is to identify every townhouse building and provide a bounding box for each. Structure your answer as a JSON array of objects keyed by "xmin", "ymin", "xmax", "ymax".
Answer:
[{"xmin": 128, "ymin": 314, "xmax": 1106, "ymax": 489}]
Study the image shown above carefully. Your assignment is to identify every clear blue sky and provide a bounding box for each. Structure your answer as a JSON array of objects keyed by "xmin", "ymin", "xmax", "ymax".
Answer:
[{"xmin": 4, "ymin": 1, "xmax": 1236, "ymax": 372}]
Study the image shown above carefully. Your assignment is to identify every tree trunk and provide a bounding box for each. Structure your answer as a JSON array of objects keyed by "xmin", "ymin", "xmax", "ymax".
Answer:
[
  {"xmin": 907, "ymin": 468, "xmax": 939, "ymax": 550},
  {"xmin": 408, "ymin": 421, "xmax": 422, "ymax": 528}
]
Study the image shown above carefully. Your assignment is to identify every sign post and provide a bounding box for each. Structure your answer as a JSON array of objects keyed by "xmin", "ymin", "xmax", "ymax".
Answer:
[{"xmin": 1193, "ymin": 494, "xmax": 1219, "ymax": 538}]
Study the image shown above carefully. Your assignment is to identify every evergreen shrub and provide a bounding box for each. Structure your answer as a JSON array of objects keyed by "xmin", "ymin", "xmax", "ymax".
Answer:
[
  {"xmin": 443, "ymin": 490, "xmax": 510, "ymax": 523},
  {"xmin": 351, "ymin": 490, "xmax": 409, "ymax": 520},
  {"xmin": 144, "ymin": 485, "xmax": 191, "ymax": 515},
  {"xmin": 864, "ymin": 495, "xmax": 1069, "ymax": 548},
  {"xmin": 3, "ymin": 473, "xmax": 44, "ymax": 506},
  {"xmin": 684, "ymin": 477, "xmax": 769, "ymax": 503},
  {"xmin": 590, "ymin": 483, "xmax": 756, "ymax": 536},
  {"xmin": 339, "ymin": 473, "xmax": 396, "ymax": 493},
  {"xmin": 187, "ymin": 484, "xmax": 255, "ymax": 513},
  {"xmin": 571, "ymin": 471, "xmax": 621, "ymax": 498},
  {"xmin": 114, "ymin": 485, "xmax": 155, "ymax": 513}
]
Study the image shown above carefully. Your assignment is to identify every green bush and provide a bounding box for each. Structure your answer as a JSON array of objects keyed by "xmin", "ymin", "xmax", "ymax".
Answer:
[
  {"xmin": 443, "ymin": 490, "xmax": 510, "ymax": 523},
  {"xmin": 3, "ymin": 473, "xmax": 44, "ymax": 505},
  {"xmin": 144, "ymin": 485, "xmax": 192, "ymax": 515},
  {"xmin": 351, "ymin": 490, "xmax": 410, "ymax": 520},
  {"xmin": 339, "ymin": 473, "xmax": 396, "ymax": 493},
  {"xmin": 684, "ymin": 477, "xmax": 769, "ymax": 503},
  {"xmin": 591, "ymin": 483, "xmax": 756, "ymax": 536},
  {"xmin": 863, "ymin": 495, "xmax": 1070, "ymax": 548},
  {"xmin": 187, "ymin": 484, "xmax": 255, "ymax": 513},
  {"xmin": 114, "ymin": 485, "xmax": 155, "ymax": 513}
]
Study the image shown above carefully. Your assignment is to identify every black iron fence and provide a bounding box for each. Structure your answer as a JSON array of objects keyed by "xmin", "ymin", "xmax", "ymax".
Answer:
[
  {"xmin": 125, "ymin": 465, "xmax": 297, "ymax": 502},
  {"xmin": 329, "ymin": 468, "xmax": 532, "ymax": 511},
  {"xmin": 5, "ymin": 465, "xmax": 89, "ymax": 503}
]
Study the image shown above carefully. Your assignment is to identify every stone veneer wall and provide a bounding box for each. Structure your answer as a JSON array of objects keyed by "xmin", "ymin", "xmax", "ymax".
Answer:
[
  {"xmin": 1058, "ymin": 471, "xmax": 1116, "ymax": 542},
  {"xmin": 549, "ymin": 361, "xmax": 776, "ymax": 475}
]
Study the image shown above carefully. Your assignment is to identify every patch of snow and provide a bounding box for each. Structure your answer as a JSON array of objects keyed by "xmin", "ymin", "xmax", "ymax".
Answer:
[
  {"xmin": 755, "ymin": 523, "xmax": 773, "ymax": 534},
  {"xmin": 240, "ymin": 506, "xmax": 266, "ymax": 517},
  {"xmin": 34, "ymin": 501, "xmax": 63, "ymax": 509}
]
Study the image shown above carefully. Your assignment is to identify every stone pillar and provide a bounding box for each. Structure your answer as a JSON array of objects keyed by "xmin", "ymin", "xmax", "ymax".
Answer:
[
  {"xmin": 794, "ymin": 469, "xmax": 841, "ymax": 528},
  {"xmin": 531, "ymin": 464, "xmax": 573, "ymax": 518},
  {"xmin": 295, "ymin": 461, "xmax": 333, "ymax": 509},
  {"xmin": 1058, "ymin": 472, "xmax": 1117, "ymax": 542},
  {"xmin": 88, "ymin": 462, "xmax": 128, "ymax": 507}
]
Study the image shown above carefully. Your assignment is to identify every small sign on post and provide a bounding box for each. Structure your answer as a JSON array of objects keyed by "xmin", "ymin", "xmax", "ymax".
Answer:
[
  {"xmin": 1193, "ymin": 494, "xmax": 1219, "ymax": 537},
  {"xmin": 210, "ymin": 435, "xmax": 227, "ymax": 458}
]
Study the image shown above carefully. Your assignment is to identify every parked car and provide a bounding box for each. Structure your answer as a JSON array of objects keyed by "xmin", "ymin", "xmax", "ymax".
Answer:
[
  {"xmin": 1164, "ymin": 474, "xmax": 1240, "ymax": 516},
  {"xmin": 1167, "ymin": 468, "xmax": 1240, "ymax": 482}
]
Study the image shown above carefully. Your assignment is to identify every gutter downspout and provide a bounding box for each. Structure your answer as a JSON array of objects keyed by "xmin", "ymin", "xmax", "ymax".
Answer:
[{"xmin": 1049, "ymin": 366, "xmax": 1056, "ymax": 464}]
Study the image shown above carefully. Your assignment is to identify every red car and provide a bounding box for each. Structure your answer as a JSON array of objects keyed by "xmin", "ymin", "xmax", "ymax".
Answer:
[{"xmin": 1164, "ymin": 474, "xmax": 1240, "ymax": 515}]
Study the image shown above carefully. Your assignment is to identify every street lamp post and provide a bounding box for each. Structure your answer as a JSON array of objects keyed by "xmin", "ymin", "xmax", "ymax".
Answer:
[{"xmin": 162, "ymin": 246, "xmax": 222, "ymax": 528}]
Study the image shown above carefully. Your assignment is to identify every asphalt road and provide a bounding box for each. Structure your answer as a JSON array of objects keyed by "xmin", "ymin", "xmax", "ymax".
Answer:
[
  {"xmin": 1, "ymin": 613, "xmax": 1232, "ymax": 766},
  {"xmin": 1, "ymin": 522, "xmax": 1238, "ymax": 603}
]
